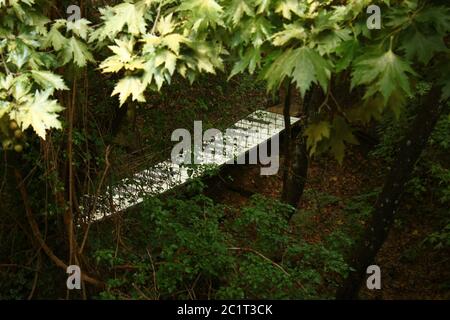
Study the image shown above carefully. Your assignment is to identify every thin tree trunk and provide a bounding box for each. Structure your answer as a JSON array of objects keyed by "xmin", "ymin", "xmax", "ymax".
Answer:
[
  {"xmin": 281, "ymin": 81, "xmax": 293, "ymax": 202},
  {"xmin": 284, "ymin": 133, "xmax": 309, "ymax": 215},
  {"xmin": 282, "ymin": 85, "xmax": 322, "ymax": 211},
  {"xmin": 336, "ymin": 86, "xmax": 445, "ymax": 299}
]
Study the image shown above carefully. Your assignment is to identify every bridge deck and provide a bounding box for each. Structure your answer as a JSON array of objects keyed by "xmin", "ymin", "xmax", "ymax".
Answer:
[{"xmin": 90, "ymin": 110, "xmax": 300, "ymax": 221}]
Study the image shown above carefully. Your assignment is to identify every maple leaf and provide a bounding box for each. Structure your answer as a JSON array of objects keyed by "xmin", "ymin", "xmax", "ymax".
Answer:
[
  {"xmin": 352, "ymin": 50, "xmax": 416, "ymax": 104},
  {"xmin": 157, "ymin": 14, "xmax": 176, "ymax": 36},
  {"xmin": 329, "ymin": 117, "xmax": 359, "ymax": 164},
  {"xmin": 111, "ymin": 77, "xmax": 146, "ymax": 106},
  {"xmin": 335, "ymin": 39, "xmax": 359, "ymax": 72},
  {"xmin": 43, "ymin": 24, "xmax": 67, "ymax": 51},
  {"xmin": 229, "ymin": 47, "xmax": 261, "ymax": 79},
  {"xmin": 95, "ymin": 3, "xmax": 147, "ymax": 40},
  {"xmin": 163, "ymin": 33, "xmax": 187, "ymax": 55},
  {"xmin": 8, "ymin": 45, "xmax": 30, "ymax": 69},
  {"xmin": 99, "ymin": 55, "xmax": 124, "ymax": 73},
  {"xmin": 275, "ymin": 0, "xmax": 302, "ymax": 20},
  {"xmin": 108, "ymin": 38, "xmax": 134, "ymax": 63},
  {"xmin": 227, "ymin": 0, "xmax": 254, "ymax": 25},
  {"xmin": 261, "ymin": 47, "xmax": 331, "ymax": 96},
  {"xmin": 62, "ymin": 36, "xmax": 95, "ymax": 67},
  {"xmin": 416, "ymin": 6, "xmax": 450, "ymax": 35},
  {"xmin": 303, "ymin": 121, "xmax": 331, "ymax": 155},
  {"xmin": 291, "ymin": 47, "xmax": 332, "ymax": 98},
  {"xmin": 30, "ymin": 70, "xmax": 69, "ymax": 91},
  {"xmin": 66, "ymin": 18, "xmax": 92, "ymax": 40},
  {"xmin": 315, "ymin": 29, "xmax": 351, "ymax": 56},
  {"xmin": 255, "ymin": 0, "xmax": 271, "ymax": 14},
  {"xmin": 155, "ymin": 50, "xmax": 178, "ymax": 75},
  {"xmin": 272, "ymin": 23, "xmax": 306, "ymax": 46},
  {"xmin": 179, "ymin": 0, "xmax": 224, "ymax": 30},
  {"xmin": 13, "ymin": 90, "xmax": 64, "ymax": 139},
  {"xmin": 400, "ymin": 30, "xmax": 447, "ymax": 65},
  {"xmin": 260, "ymin": 49, "xmax": 295, "ymax": 91},
  {"xmin": 0, "ymin": 101, "xmax": 12, "ymax": 119},
  {"xmin": 11, "ymin": 76, "xmax": 32, "ymax": 102}
]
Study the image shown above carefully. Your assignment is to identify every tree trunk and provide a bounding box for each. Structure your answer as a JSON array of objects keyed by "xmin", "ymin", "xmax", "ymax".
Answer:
[
  {"xmin": 284, "ymin": 133, "xmax": 309, "ymax": 216},
  {"xmin": 336, "ymin": 86, "xmax": 445, "ymax": 299},
  {"xmin": 281, "ymin": 85, "xmax": 324, "ymax": 212},
  {"xmin": 281, "ymin": 81, "xmax": 293, "ymax": 202}
]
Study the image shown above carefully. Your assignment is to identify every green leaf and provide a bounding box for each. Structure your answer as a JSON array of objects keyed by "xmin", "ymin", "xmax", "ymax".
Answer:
[
  {"xmin": 304, "ymin": 121, "xmax": 331, "ymax": 155},
  {"xmin": 62, "ymin": 36, "xmax": 95, "ymax": 67},
  {"xmin": 179, "ymin": 0, "xmax": 224, "ymax": 30},
  {"xmin": 352, "ymin": 50, "xmax": 416, "ymax": 104},
  {"xmin": 66, "ymin": 18, "xmax": 91, "ymax": 40},
  {"xmin": 227, "ymin": 0, "xmax": 254, "ymax": 25},
  {"xmin": 111, "ymin": 77, "xmax": 146, "ymax": 106},
  {"xmin": 255, "ymin": 0, "xmax": 271, "ymax": 14},
  {"xmin": 329, "ymin": 116, "xmax": 359, "ymax": 164},
  {"xmin": 163, "ymin": 33, "xmax": 187, "ymax": 55},
  {"xmin": 272, "ymin": 23, "xmax": 306, "ymax": 46},
  {"xmin": 43, "ymin": 24, "xmax": 67, "ymax": 51},
  {"xmin": 95, "ymin": 3, "xmax": 147, "ymax": 40},
  {"xmin": 229, "ymin": 47, "xmax": 261, "ymax": 79},
  {"xmin": 260, "ymin": 49, "xmax": 295, "ymax": 91},
  {"xmin": 291, "ymin": 47, "xmax": 331, "ymax": 97},
  {"xmin": 13, "ymin": 90, "xmax": 64, "ymax": 139},
  {"xmin": 400, "ymin": 30, "xmax": 447, "ymax": 65},
  {"xmin": 275, "ymin": 0, "xmax": 302, "ymax": 20},
  {"xmin": 335, "ymin": 39, "xmax": 359, "ymax": 72},
  {"xmin": 416, "ymin": 6, "xmax": 450, "ymax": 35},
  {"xmin": 157, "ymin": 13, "xmax": 176, "ymax": 36},
  {"xmin": 30, "ymin": 70, "xmax": 69, "ymax": 91}
]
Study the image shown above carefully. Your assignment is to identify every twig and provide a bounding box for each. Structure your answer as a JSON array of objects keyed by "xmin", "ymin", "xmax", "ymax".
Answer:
[
  {"xmin": 0, "ymin": 50, "xmax": 11, "ymax": 74},
  {"xmin": 228, "ymin": 247, "xmax": 306, "ymax": 291},
  {"xmin": 27, "ymin": 251, "xmax": 41, "ymax": 300},
  {"xmin": 132, "ymin": 283, "xmax": 152, "ymax": 300},
  {"xmin": 329, "ymin": 92, "xmax": 351, "ymax": 123},
  {"xmin": 151, "ymin": 2, "xmax": 163, "ymax": 35},
  {"xmin": 146, "ymin": 248, "xmax": 159, "ymax": 298},
  {"xmin": 228, "ymin": 247, "xmax": 291, "ymax": 277},
  {"xmin": 14, "ymin": 168, "xmax": 104, "ymax": 288},
  {"xmin": 79, "ymin": 146, "xmax": 112, "ymax": 255},
  {"xmin": 318, "ymin": 84, "xmax": 331, "ymax": 113}
]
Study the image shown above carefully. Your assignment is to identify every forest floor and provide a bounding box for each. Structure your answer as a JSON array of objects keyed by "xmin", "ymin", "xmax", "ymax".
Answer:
[
  {"xmin": 118, "ymin": 72, "xmax": 449, "ymax": 299},
  {"xmin": 77, "ymin": 71, "xmax": 447, "ymax": 299},
  {"xmin": 205, "ymin": 147, "xmax": 450, "ymax": 299}
]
